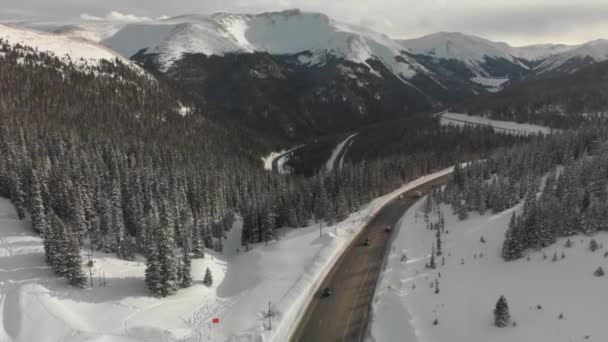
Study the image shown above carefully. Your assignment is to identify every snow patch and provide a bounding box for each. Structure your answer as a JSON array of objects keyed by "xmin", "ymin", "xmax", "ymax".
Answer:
[
  {"xmin": 260, "ymin": 145, "xmax": 304, "ymax": 174},
  {"xmin": 176, "ymin": 102, "xmax": 192, "ymax": 117}
]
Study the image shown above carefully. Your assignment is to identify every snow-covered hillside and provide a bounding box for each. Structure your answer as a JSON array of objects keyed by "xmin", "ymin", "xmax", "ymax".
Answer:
[
  {"xmin": 370, "ymin": 197, "xmax": 608, "ymax": 342},
  {"xmin": 535, "ymin": 39, "xmax": 608, "ymax": 74},
  {"xmin": 399, "ymin": 32, "xmax": 532, "ymax": 84},
  {"xmin": 400, "ymin": 32, "xmax": 519, "ymax": 65},
  {"xmin": 400, "ymin": 32, "xmax": 575, "ymax": 64},
  {"xmin": 0, "ymin": 168, "xmax": 452, "ymax": 342},
  {"xmin": 0, "ymin": 24, "xmax": 132, "ymax": 68},
  {"xmin": 101, "ymin": 9, "xmax": 427, "ymax": 79},
  {"xmin": 514, "ymin": 43, "xmax": 575, "ymax": 61}
]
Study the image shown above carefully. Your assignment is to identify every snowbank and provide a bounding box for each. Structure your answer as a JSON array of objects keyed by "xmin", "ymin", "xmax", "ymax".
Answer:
[{"xmin": 370, "ymin": 198, "xmax": 608, "ymax": 342}]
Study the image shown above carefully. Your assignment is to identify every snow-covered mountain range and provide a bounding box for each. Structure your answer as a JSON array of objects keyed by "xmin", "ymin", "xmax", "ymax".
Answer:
[
  {"xmin": 101, "ymin": 9, "xmax": 433, "ymax": 84},
  {"xmin": 400, "ymin": 31, "xmax": 608, "ymax": 79},
  {"xmin": 4, "ymin": 9, "xmax": 608, "ymax": 139},
  {"xmin": 9, "ymin": 10, "xmax": 608, "ymax": 80},
  {"xmin": 10, "ymin": 9, "xmax": 608, "ymax": 85}
]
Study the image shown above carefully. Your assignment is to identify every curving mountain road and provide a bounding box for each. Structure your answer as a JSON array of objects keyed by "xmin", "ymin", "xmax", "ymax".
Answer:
[{"xmin": 290, "ymin": 174, "xmax": 449, "ymax": 342}]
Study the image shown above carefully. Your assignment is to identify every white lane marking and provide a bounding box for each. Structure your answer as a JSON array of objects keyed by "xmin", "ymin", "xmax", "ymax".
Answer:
[{"xmin": 342, "ymin": 262, "xmax": 373, "ymax": 342}]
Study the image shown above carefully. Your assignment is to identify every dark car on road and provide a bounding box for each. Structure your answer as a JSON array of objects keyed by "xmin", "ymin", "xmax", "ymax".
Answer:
[
  {"xmin": 363, "ymin": 237, "xmax": 370, "ymax": 246},
  {"xmin": 384, "ymin": 226, "xmax": 392, "ymax": 233},
  {"xmin": 322, "ymin": 287, "xmax": 332, "ymax": 297}
]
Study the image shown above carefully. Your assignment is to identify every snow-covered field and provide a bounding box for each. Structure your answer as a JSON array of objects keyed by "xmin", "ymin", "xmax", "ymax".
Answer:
[
  {"xmin": 0, "ymin": 168, "xmax": 453, "ymax": 342},
  {"xmin": 370, "ymin": 198, "xmax": 608, "ymax": 342},
  {"xmin": 439, "ymin": 112, "xmax": 553, "ymax": 135}
]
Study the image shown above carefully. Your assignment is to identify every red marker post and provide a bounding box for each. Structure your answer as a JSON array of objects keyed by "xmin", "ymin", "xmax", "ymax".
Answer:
[{"xmin": 211, "ymin": 317, "xmax": 220, "ymax": 338}]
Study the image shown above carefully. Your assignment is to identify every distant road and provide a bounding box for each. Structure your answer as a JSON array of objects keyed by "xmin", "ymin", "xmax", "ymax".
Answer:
[
  {"xmin": 325, "ymin": 133, "xmax": 358, "ymax": 173},
  {"xmin": 438, "ymin": 112, "xmax": 553, "ymax": 136},
  {"xmin": 290, "ymin": 174, "xmax": 449, "ymax": 342},
  {"xmin": 270, "ymin": 145, "xmax": 304, "ymax": 174}
]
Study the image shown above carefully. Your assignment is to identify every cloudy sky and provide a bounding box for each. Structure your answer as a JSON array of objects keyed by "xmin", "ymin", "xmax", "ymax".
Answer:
[{"xmin": 1, "ymin": 0, "xmax": 607, "ymax": 46}]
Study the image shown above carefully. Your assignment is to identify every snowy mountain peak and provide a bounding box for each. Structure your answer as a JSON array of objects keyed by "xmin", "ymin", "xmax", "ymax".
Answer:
[
  {"xmin": 0, "ymin": 23, "xmax": 134, "ymax": 68},
  {"xmin": 399, "ymin": 32, "xmax": 516, "ymax": 63},
  {"xmin": 513, "ymin": 43, "xmax": 575, "ymax": 61},
  {"xmin": 100, "ymin": 10, "xmax": 426, "ymax": 81},
  {"xmin": 535, "ymin": 39, "xmax": 608, "ymax": 74}
]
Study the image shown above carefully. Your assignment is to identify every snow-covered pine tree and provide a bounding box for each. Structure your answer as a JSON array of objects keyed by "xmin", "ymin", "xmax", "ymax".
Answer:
[
  {"xmin": 191, "ymin": 218, "xmax": 205, "ymax": 258},
  {"xmin": 589, "ymin": 239, "xmax": 599, "ymax": 252},
  {"xmin": 144, "ymin": 220, "xmax": 162, "ymax": 295},
  {"xmin": 176, "ymin": 259, "xmax": 183, "ymax": 284},
  {"xmin": 30, "ymin": 170, "xmax": 48, "ymax": 234},
  {"xmin": 435, "ymin": 227, "xmax": 442, "ymax": 256},
  {"xmin": 181, "ymin": 241, "xmax": 193, "ymax": 288},
  {"xmin": 64, "ymin": 225, "xmax": 87, "ymax": 288},
  {"xmin": 594, "ymin": 266, "xmax": 604, "ymax": 277},
  {"xmin": 157, "ymin": 202, "xmax": 178, "ymax": 297},
  {"xmin": 111, "ymin": 182, "xmax": 128, "ymax": 259},
  {"xmin": 203, "ymin": 267, "xmax": 213, "ymax": 287},
  {"xmin": 48, "ymin": 211, "xmax": 67, "ymax": 275},
  {"xmin": 429, "ymin": 244, "xmax": 436, "ymax": 269},
  {"xmin": 502, "ymin": 213, "xmax": 524, "ymax": 261},
  {"xmin": 494, "ymin": 295, "xmax": 511, "ymax": 327}
]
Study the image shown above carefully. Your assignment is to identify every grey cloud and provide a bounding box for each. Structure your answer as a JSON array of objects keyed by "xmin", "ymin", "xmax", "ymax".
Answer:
[{"xmin": 1, "ymin": 0, "xmax": 607, "ymax": 44}]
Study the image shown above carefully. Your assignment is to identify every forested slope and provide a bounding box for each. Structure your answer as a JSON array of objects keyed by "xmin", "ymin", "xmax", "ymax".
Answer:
[
  {"xmin": 457, "ymin": 60, "xmax": 608, "ymax": 129},
  {"xmin": 0, "ymin": 36, "xmax": 535, "ymax": 295}
]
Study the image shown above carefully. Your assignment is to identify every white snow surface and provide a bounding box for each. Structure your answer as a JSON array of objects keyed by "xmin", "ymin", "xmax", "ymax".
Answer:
[
  {"xmin": 176, "ymin": 102, "xmax": 192, "ymax": 117},
  {"xmin": 325, "ymin": 133, "xmax": 358, "ymax": 173},
  {"xmin": 370, "ymin": 197, "xmax": 608, "ymax": 342},
  {"xmin": 260, "ymin": 145, "xmax": 304, "ymax": 174},
  {"xmin": 0, "ymin": 168, "xmax": 453, "ymax": 342},
  {"xmin": 535, "ymin": 39, "xmax": 608, "ymax": 74},
  {"xmin": 400, "ymin": 32, "xmax": 518, "ymax": 64},
  {"xmin": 0, "ymin": 24, "xmax": 132, "ymax": 67},
  {"xmin": 100, "ymin": 9, "xmax": 424, "ymax": 79},
  {"xmin": 400, "ymin": 32, "xmax": 576, "ymax": 64},
  {"xmin": 470, "ymin": 76, "xmax": 509, "ymax": 93},
  {"xmin": 439, "ymin": 112, "xmax": 553, "ymax": 135},
  {"xmin": 514, "ymin": 43, "xmax": 575, "ymax": 61}
]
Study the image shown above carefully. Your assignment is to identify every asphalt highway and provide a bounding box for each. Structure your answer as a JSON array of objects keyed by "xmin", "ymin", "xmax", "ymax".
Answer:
[{"xmin": 291, "ymin": 175, "xmax": 449, "ymax": 342}]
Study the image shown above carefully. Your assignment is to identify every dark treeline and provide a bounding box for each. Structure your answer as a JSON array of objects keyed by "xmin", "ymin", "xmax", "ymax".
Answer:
[
  {"xmin": 457, "ymin": 60, "xmax": 608, "ymax": 130},
  {"xmin": 436, "ymin": 124, "xmax": 608, "ymax": 260},
  {"xmin": 284, "ymin": 114, "xmax": 525, "ymax": 176},
  {"xmin": 0, "ymin": 40, "xmax": 526, "ymax": 294}
]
